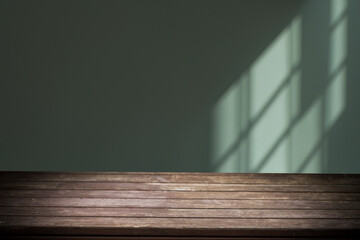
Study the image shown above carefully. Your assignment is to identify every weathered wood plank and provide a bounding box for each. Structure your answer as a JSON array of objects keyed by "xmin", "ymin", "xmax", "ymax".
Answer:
[
  {"xmin": 0, "ymin": 216, "xmax": 360, "ymax": 235},
  {"xmin": 1, "ymin": 172, "xmax": 359, "ymax": 237},
  {"xmin": 1, "ymin": 190, "xmax": 359, "ymax": 200},
  {"xmin": 1, "ymin": 207, "xmax": 359, "ymax": 219},
  {"xmin": 0, "ymin": 172, "xmax": 359, "ymax": 185},
  {"xmin": 0, "ymin": 198, "xmax": 359, "ymax": 209},
  {"xmin": 1, "ymin": 182, "xmax": 359, "ymax": 192}
]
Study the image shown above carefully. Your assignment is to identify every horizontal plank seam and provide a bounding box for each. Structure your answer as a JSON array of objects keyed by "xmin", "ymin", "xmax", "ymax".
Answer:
[
  {"xmin": 2, "ymin": 181, "xmax": 359, "ymax": 185},
  {"xmin": 1, "ymin": 215, "xmax": 360, "ymax": 219},
  {"xmin": 0, "ymin": 196, "xmax": 360, "ymax": 202},
  {"xmin": 1, "ymin": 197, "xmax": 359, "ymax": 201},
  {"xmin": 1, "ymin": 189, "xmax": 358, "ymax": 193},
  {"xmin": 1, "ymin": 198, "xmax": 359, "ymax": 201},
  {"xmin": 1, "ymin": 207, "xmax": 359, "ymax": 210}
]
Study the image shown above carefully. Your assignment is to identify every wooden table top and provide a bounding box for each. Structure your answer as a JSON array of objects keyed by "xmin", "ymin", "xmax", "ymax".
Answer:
[{"xmin": 0, "ymin": 172, "xmax": 360, "ymax": 239}]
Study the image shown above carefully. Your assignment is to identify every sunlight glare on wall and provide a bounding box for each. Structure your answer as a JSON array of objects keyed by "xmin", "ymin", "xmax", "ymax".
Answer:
[
  {"xmin": 250, "ymin": 27, "xmax": 290, "ymax": 119},
  {"xmin": 211, "ymin": 73, "xmax": 249, "ymax": 172},
  {"xmin": 211, "ymin": 0, "xmax": 348, "ymax": 173},
  {"xmin": 290, "ymin": 98, "xmax": 322, "ymax": 172},
  {"xmin": 249, "ymin": 17, "xmax": 301, "ymax": 172},
  {"xmin": 211, "ymin": 16, "xmax": 301, "ymax": 172},
  {"xmin": 325, "ymin": 0, "xmax": 347, "ymax": 130}
]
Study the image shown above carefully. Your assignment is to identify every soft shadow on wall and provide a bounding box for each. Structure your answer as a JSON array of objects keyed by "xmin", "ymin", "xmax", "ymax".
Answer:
[
  {"xmin": 0, "ymin": 0, "xmax": 304, "ymax": 171},
  {"xmin": 212, "ymin": 0, "xmax": 360, "ymax": 173}
]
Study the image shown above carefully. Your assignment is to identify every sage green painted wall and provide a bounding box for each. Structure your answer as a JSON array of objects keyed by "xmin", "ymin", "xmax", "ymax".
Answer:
[{"xmin": 0, "ymin": 0, "xmax": 359, "ymax": 172}]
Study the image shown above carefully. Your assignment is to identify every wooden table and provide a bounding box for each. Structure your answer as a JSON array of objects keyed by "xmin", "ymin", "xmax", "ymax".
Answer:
[{"xmin": 0, "ymin": 172, "xmax": 359, "ymax": 239}]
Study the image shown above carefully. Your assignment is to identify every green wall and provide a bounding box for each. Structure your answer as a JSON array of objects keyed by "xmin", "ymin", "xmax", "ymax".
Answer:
[{"xmin": 1, "ymin": 0, "xmax": 359, "ymax": 172}]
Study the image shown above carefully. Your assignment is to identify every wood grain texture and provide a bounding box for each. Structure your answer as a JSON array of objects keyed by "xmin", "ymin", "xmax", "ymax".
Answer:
[
  {"xmin": 1, "ymin": 182, "xmax": 359, "ymax": 192},
  {"xmin": 0, "ymin": 172, "xmax": 359, "ymax": 185},
  {"xmin": 1, "ymin": 207, "xmax": 360, "ymax": 218},
  {"xmin": 2, "ymin": 190, "xmax": 360, "ymax": 200},
  {"xmin": 1, "ymin": 216, "xmax": 360, "ymax": 236},
  {"xmin": 0, "ymin": 172, "xmax": 359, "ymax": 238},
  {"xmin": 1, "ymin": 198, "xmax": 360, "ymax": 209}
]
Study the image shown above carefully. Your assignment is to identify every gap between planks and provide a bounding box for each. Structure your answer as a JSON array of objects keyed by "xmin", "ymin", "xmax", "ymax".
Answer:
[{"xmin": 1, "ymin": 217, "xmax": 360, "ymax": 232}]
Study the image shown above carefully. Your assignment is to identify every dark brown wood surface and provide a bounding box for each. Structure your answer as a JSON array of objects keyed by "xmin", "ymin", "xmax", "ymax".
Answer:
[{"xmin": 0, "ymin": 172, "xmax": 359, "ymax": 238}]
